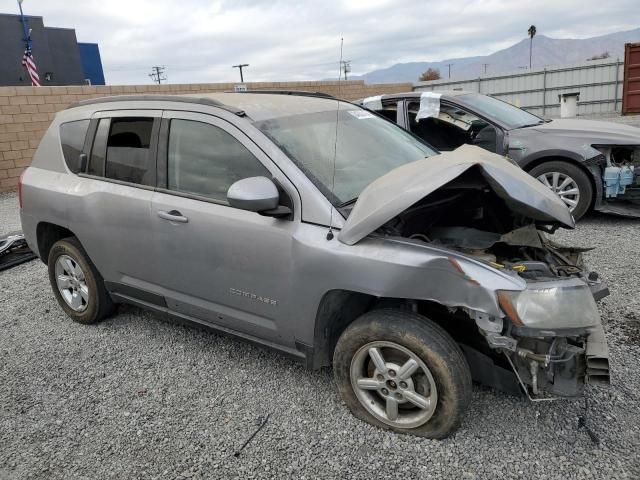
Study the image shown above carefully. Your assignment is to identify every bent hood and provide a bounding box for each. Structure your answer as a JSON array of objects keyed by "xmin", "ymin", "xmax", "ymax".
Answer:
[
  {"xmin": 338, "ymin": 144, "xmax": 575, "ymax": 246},
  {"xmin": 527, "ymin": 119, "xmax": 640, "ymax": 145}
]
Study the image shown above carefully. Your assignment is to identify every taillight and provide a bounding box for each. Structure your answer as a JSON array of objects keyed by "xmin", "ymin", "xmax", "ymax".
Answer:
[{"xmin": 18, "ymin": 170, "xmax": 25, "ymax": 209}]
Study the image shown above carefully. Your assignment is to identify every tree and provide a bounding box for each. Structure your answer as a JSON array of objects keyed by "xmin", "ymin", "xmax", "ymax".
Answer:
[
  {"xmin": 419, "ymin": 68, "xmax": 441, "ymax": 81},
  {"xmin": 587, "ymin": 51, "xmax": 610, "ymax": 61},
  {"xmin": 528, "ymin": 25, "xmax": 537, "ymax": 69}
]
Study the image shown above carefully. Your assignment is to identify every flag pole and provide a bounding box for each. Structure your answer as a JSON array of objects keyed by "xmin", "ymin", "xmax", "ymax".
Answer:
[{"xmin": 17, "ymin": 0, "xmax": 32, "ymax": 52}]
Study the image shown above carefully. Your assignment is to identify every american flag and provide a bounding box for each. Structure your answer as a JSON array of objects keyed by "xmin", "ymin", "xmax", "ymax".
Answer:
[{"xmin": 21, "ymin": 49, "xmax": 40, "ymax": 87}]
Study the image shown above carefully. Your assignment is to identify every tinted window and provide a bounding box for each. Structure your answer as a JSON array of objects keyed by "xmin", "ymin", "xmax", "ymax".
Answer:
[
  {"xmin": 60, "ymin": 120, "xmax": 89, "ymax": 173},
  {"xmin": 105, "ymin": 118, "xmax": 155, "ymax": 185},
  {"xmin": 167, "ymin": 119, "xmax": 270, "ymax": 202},
  {"xmin": 88, "ymin": 118, "xmax": 109, "ymax": 176}
]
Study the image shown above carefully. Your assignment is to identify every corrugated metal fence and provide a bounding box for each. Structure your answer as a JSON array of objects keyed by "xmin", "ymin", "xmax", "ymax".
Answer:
[{"xmin": 414, "ymin": 58, "xmax": 624, "ymax": 118}]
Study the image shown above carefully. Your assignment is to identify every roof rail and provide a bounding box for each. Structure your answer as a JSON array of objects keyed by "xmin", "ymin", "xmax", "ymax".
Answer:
[
  {"xmin": 227, "ymin": 90, "xmax": 336, "ymax": 99},
  {"xmin": 65, "ymin": 95, "xmax": 245, "ymax": 116}
]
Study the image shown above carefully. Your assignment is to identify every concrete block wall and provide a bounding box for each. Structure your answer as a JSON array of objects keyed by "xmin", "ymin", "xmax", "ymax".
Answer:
[{"xmin": 0, "ymin": 80, "xmax": 412, "ymax": 192}]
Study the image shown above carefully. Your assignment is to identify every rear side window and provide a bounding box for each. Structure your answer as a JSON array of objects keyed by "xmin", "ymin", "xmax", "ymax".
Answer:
[
  {"xmin": 59, "ymin": 120, "xmax": 90, "ymax": 173},
  {"xmin": 105, "ymin": 118, "xmax": 155, "ymax": 185},
  {"xmin": 167, "ymin": 119, "xmax": 269, "ymax": 202}
]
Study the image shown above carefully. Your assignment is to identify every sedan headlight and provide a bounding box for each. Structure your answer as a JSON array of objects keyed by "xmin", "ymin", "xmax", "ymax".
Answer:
[{"xmin": 497, "ymin": 278, "xmax": 600, "ymax": 330}]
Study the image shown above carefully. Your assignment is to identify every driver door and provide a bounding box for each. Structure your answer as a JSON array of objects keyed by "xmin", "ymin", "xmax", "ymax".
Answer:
[
  {"xmin": 404, "ymin": 100, "xmax": 503, "ymax": 154},
  {"xmin": 150, "ymin": 111, "xmax": 299, "ymax": 345}
]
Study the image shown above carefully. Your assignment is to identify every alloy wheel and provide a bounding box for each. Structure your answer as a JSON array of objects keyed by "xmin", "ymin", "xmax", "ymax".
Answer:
[
  {"xmin": 54, "ymin": 254, "xmax": 89, "ymax": 312},
  {"xmin": 350, "ymin": 341, "xmax": 438, "ymax": 429},
  {"xmin": 536, "ymin": 171, "xmax": 580, "ymax": 212}
]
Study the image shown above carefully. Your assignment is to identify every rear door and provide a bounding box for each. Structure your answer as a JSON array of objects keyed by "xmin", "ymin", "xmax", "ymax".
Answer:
[
  {"xmin": 150, "ymin": 110, "xmax": 300, "ymax": 345},
  {"xmin": 72, "ymin": 110, "xmax": 161, "ymax": 290}
]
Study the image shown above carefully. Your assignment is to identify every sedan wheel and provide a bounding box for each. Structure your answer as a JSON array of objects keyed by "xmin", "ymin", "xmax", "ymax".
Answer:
[
  {"xmin": 536, "ymin": 171, "xmax": 580, "ymax": 212},
  {"xmin": 528, "ymin": 160, "xmax": 593, "ymax": 220}
]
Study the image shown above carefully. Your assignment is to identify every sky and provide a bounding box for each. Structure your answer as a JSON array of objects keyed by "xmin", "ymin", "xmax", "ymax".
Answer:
[{"xmin": 1, "ymin": 0, "xmax": 638, "ymax": 84}]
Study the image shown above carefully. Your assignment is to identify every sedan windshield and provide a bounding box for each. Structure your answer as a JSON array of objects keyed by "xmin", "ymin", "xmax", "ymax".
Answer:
[
  {"xmin": 254, "ymin": 104, "xmax": 436, "ymax": 205},
  {"xmin": 458, "ymin": 93, "xmax": 544, "ymax": 129}
]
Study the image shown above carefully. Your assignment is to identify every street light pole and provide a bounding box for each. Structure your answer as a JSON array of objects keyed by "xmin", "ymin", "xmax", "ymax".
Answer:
[{"xmin": 232, "ymin": 64, "xmax": 249, "ymax": 83}]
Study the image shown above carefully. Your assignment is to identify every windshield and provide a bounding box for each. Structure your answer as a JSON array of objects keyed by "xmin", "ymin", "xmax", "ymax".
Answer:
[
  {"xmin": 255, "ymin": 104, "xmax": 436, "ymax": 204},
  {"xmin": 458, "ymin": 93, "xmax": 544, "ymax": 129}
]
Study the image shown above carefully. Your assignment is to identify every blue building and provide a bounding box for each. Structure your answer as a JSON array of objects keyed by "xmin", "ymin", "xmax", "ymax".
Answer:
[{"xmin": 78, "ymin": 43, "xmax": 105, "ymax": 85}]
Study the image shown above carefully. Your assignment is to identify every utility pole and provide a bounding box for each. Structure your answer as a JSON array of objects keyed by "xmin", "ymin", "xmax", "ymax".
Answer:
[
  {"xmin": 482, "ymin": 63, "xmax": 489, "ymax": 74},
  {"xmin": 446, "ymin": 63, "xmax": 453, "ymax": 79},
  {"xmin": 341, "ymin": 60, "xmax": 351, "ymax": 80},
  {"xmin": 148, "ymin": 66, "xmax": 166, "ymax": 84},
  {"xmin": 232, "ymin": 64, "xmax": 249, "ymax": 82}
]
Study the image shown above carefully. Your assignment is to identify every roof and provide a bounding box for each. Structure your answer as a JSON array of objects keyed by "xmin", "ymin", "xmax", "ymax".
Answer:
[{"xmin": 66, "ymin": 92, "xmax": 349, "ymax": 122}]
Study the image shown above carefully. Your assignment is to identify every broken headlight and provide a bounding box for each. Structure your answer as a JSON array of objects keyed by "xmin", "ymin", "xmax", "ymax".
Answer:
[{"xmin": 497, "ymin": 278, "xmax": 600, "ymax": 330}]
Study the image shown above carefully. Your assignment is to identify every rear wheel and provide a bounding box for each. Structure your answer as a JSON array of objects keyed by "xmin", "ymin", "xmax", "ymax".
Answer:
[
  {"xmin": 529, "ymin": 160, "xmax": 593, "ymax": 220},
  {"xmin": 47, "ymin": 237, "xmax": 116, "ymax": 324},
  {"xmin": 333, "ymin": 309, "xmax": 472, "ymax": 439}
]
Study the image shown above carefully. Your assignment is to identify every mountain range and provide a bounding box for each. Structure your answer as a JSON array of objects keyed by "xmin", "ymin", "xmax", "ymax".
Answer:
[{"xmin": 351, "ymin": 28, "xmax": 640, "ymax": 83}]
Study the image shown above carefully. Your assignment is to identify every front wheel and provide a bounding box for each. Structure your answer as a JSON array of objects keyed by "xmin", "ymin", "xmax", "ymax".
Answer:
[
  {"xmin": 529, "ymin": 160, "xmax": 593, "ymax": 220},
  {"xmin": 333, "ymin": 309, "xmax": 472, "ymax": 439}
]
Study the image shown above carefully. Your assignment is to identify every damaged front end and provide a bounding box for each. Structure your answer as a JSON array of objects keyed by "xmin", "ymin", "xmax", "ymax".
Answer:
[
  {"xmin": 593, "ymin": 145, "xmax": 640, "ymax": 217},
  {"xmin": 339, "ymin": 144, "xmax": 610, "ymax": 399}
]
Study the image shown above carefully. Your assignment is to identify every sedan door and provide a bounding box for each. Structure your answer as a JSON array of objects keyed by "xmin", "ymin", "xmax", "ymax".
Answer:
[
  {"xmin": 150, "ymin": 111, "xmax": 299, "ymax": 345},
  {"xmin": 402, "ymin": 99, "xmax": 505, "ymax": 154}
]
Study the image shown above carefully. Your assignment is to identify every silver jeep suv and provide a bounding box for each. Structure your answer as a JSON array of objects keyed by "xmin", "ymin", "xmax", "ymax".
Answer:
[{"xmin": 19, "ymin": 92, "xmax": 610, "ymax": 438}]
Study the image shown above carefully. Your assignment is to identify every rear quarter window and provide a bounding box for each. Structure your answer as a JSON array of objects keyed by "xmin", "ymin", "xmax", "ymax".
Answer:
[{"xmin": 59, "ymin": 120, "xmax": 90, "ymax": 173}]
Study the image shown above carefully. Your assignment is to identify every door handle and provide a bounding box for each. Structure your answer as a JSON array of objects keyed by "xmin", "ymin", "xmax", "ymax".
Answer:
[{"xmin": 157, "ymin": 210, "xmax": 189, "ymax": 223}]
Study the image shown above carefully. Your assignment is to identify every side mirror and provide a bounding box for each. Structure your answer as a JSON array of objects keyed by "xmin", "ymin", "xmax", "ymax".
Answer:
[{"xmin": 227, "ymin": 176, "xmax": 280, "ymax": 212}]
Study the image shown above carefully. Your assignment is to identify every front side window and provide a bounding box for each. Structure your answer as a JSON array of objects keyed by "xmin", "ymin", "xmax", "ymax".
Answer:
[
  {"xmin": 255, "ymin": 104, "xmax": 435, "ymax": 205},
  {"xmin": 60, "ymin": 120, "xmax": 90, "ymax": 173},
  {"xmin": 408, "ymin": 102, "xmax": 496, "ymax": 152},
  {"xmin": 457, "ymin": 93, "xmax": 544, "ymax": 129},
  {"xmin": 167, "ymin": 119, "xmax": 270, "ymax": 202}
]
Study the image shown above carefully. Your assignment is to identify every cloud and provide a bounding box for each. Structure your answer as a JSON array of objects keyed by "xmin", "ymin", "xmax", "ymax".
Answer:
[{"xmin": 1, "ymin": 0, "xmax": 637, "ymax": 84}]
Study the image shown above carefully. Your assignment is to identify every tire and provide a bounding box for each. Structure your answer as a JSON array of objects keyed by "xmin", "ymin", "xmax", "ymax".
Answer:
[
  {"xmin": 528, "ymin": 160, "xmax": 593, "ymax": 220},
  {"xmin": 333, "ymin": 309, "xmax": 472, "ymax": 439},
  {"xmin": 47, "ymin": 237, "xmax": 116, "ymax": 324}
]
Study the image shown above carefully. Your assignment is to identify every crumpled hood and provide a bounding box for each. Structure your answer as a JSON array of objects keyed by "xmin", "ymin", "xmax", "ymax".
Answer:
[
  {"xmin": 528, "ymin": 119, "xmax": 640, "ymax": 145},
  {"xmin": 338, "ymin": 144, "xmax": 575, "ymax": 245}
]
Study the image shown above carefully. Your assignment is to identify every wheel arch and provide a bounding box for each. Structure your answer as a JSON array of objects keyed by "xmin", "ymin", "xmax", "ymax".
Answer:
[
  {"xmin": 309, "ymin": 290, "xmax": 454, "ymax": 370},
  {"xmin": 36, "ymin": 222, "xmax": 76, "ymax": 264},
  {"xmin": 522, "ymin": 154, "xmax": 600, "ymax": 210}
]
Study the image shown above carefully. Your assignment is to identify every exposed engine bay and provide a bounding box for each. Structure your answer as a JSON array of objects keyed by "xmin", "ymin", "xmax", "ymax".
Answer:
[
  {"xmin": 595, "ymin": 145, "xmax": 640, "ymax": 209},
  {"xmin": 375, "ymin": 166, "xmax": 610, "ymax": 399},
  {"xmin": 378, "ymin": 167, "xmax": 587, "ymax": 281}
]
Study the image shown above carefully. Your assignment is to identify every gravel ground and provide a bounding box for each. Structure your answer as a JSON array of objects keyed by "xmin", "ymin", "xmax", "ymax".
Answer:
[{"xmin": 1, "ymin": 191, "xmax": 639, "ymax": 480}]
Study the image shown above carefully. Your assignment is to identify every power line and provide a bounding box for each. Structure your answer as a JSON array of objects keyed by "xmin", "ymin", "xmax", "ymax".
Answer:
[
  {"xmin": 148, "ymin": 66, "xmax": 167, "ymax": 84},
  {"xmin": 232, "ymin": 64, "xmax": 249, "ymax": 82}
]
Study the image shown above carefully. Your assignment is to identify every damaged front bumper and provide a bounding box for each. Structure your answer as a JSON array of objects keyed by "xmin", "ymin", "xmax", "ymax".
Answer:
[
  {"xmin": 471, "ymin": 275, "xmax": 610, "ymax": 400},
  {"xmin": 503, "ymin": 323, "xmax": 610, "ymax": 401}
]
